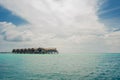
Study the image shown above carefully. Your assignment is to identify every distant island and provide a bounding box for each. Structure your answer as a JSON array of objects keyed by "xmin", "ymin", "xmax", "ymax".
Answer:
[
  {"xmin": 12, "ymin": 47, "xmax": 58, "ymax": 54},
  {"xmin": 0, "ymin": 52, "xmax": 11, "ymax": 54}
]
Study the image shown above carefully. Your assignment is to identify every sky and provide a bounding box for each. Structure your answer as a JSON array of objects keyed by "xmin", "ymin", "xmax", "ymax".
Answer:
[{"xmin": 0, "ymin": 0, "xmax": 120, "ymax": 53}]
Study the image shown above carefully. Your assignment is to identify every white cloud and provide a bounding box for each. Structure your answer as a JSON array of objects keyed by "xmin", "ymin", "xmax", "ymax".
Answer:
[
  {"xmin": 0, "ymin": 22, "xmax": 33, "ymax": 41},
  {"xmin": 0, "ymin": 0, "xmax": 120, "ymax": 53},
  {"xmin": 104, "ymin": 31, "xmax": 120, "ymax": 52}
]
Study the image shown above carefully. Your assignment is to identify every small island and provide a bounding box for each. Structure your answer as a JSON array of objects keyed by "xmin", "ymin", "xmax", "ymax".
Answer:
[{"xmin": 12, "ymin": 47, "xmax": 58, "ymax": 54}]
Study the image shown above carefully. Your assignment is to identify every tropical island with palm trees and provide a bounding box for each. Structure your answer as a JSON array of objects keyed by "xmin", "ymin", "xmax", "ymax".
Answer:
[{"xmin": 12, "ymin": 47, "xmax": 58, "ymax": 54}]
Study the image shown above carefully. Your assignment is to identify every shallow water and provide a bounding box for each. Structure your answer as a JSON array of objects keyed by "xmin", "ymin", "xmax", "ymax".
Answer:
[{"xmin": 0, "ymin": 53, "xmax": 120, "ymax": 80}]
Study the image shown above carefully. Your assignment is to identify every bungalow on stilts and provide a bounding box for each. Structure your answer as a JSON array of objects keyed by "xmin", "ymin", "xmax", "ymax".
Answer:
[{"xmin": 12, "ymin": 47, "xmax": 58, "ymax": 54}]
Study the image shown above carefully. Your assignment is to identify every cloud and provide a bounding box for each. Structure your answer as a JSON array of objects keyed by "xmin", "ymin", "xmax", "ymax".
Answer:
[
  {"xmin": 104, "ymin": 31, "xmax": 120, "ymax": 52},
  {"xmin": 0, "ymin": 0, "xmax": 120, "ymax": 53},
  {"xmin": 0, "ymin": 22, "xmax": 33, "ymax": 42},
  {"xmin": 0, "ymin": 22, "xmax": 56, "ymax": 43}
]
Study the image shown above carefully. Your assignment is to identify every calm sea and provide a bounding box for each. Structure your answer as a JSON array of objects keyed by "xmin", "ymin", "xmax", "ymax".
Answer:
[{"xmin": 0, "ymin": 53, "xmax": 120, "ymax": 80}]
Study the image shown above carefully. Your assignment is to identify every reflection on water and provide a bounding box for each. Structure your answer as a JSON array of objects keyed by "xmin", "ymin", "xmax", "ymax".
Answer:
[{"xmin": 0, "ymin": 53, "xmax": 120, "ymax": 80}]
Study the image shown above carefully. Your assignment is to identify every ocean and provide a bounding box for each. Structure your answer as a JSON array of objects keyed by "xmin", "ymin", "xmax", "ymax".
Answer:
[{"xmin": 0, "ymin": 53, "xmax": 120, "ymax": 80}]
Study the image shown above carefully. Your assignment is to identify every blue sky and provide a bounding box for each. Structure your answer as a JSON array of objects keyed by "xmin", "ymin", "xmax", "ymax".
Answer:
[
  {"xmin": 0, "ymin": 0, "xmax": 120, "ymax": 53},
  {"xmin": 98, "ymin": 0, "xmax": 120, "ymax": 18},
  {"xmin": 98, "ymin": 0, "xmax": 120, "ymax": 29},
  {"xmin": 0, "ymin": 5, "xmax": 28, "ymax": 26}
]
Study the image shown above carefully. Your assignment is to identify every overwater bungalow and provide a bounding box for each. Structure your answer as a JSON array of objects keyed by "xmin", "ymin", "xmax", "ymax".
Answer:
[{"xmin": 12, "ymin": 47, "xmax": 58, "ymax": 54}]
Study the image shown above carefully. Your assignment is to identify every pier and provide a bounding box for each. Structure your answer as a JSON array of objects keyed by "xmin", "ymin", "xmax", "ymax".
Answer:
[{"xmin": 12, "ymin": 47, "xmax": 58, "ymax": 54}]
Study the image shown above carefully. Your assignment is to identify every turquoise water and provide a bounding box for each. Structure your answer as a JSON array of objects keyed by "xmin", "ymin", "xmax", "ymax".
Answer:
[{"xmin": 0, "ymin": 53, "xmax": 120, "ymax": 80}]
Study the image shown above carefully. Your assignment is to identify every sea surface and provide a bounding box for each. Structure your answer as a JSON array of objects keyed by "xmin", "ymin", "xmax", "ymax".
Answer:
[{"xmin": 0, "ymin": 53, "xmax": 120, "ymax": 80}]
